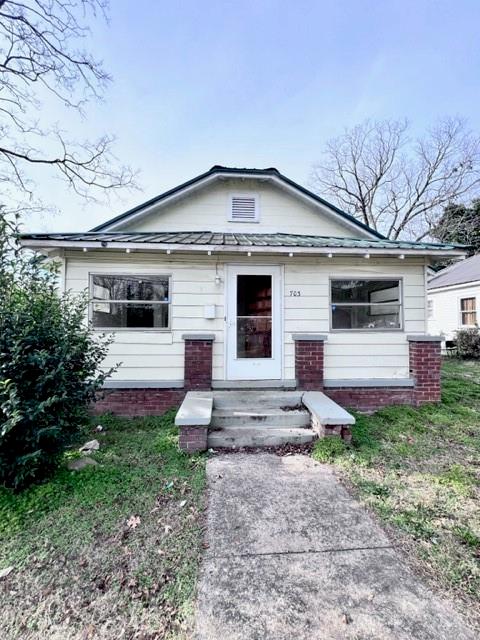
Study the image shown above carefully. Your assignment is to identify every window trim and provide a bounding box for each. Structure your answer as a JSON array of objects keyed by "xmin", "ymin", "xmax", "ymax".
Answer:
[
  {"xmin": 459, "ymin": 296, "xmax": 477, "ymax": 328},
  {"xmin": 329, "ymin": 276, "xmax": 404, "ymax": 332},
  {"xmin": 228, "ymin": 192, "xmax": 260, "ymax": 223},
  {"xmin": 88, "ymin": 272, "xmax": 172, "ymax": 331}
]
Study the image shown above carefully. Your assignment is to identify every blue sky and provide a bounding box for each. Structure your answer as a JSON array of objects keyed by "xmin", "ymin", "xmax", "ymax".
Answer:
[{"xmin": 28, "ymin": 0, "xmax": 480, "ymax": 231}]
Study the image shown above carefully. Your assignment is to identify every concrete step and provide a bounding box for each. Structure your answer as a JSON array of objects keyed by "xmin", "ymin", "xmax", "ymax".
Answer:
[
  {"xmin": 211, "ymin": 390, "xmax": 303, "ymax": 410},
  {"xmin": 211, "ymin": 408, "xmax": 311, "ymax": 429},
  {"xmin": 207, "ymin": 427, "xmax": 316, "ymax": 449}
]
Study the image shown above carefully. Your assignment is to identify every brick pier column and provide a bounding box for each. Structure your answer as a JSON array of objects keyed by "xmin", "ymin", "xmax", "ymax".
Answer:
[
  {"xmin": 178, "ymin": 426, "xmax": 208, "ymax": 453},
  {"xmin": 408, "ymin": 335, "xmax": 442, "ymax": 405},
  {"xmin": 182, "ymin": 334, "xmax": 215, "ymax": 390},
  {"xmin": 293, "ymin": 334, "xmax": 328, "ymax": 391}
]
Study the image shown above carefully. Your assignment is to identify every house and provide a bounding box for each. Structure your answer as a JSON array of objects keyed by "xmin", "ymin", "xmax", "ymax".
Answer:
[
  {"xmin": 428, "ymin": 253, "xmax": 480, "ymax": 341},
  {"xmin": 20, "ymin": 165, "xmax": 464, "ymax": 443}
]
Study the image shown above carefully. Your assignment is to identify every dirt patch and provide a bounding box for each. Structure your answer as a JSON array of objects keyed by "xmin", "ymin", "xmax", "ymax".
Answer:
[{"xmin": 210, "ymin": 441, "xmax": 314, "ymax": 457}]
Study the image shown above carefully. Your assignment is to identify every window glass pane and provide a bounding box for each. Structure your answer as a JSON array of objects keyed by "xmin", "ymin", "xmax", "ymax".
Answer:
[
  {"xmin": 236, "ymin": 275, "xmax": 272, "ymax": 358},
  {"xmin": 92, "ymin": 275, "xmax": 169, "ymax": 302},
  {"xmin": 332, "ymin": 304, "xmax": 401, "ymax": 330},
  {"xmin": 236, "ymin": 275, "xmax": 272, "ymax": 317},
  {"xmin": 331, "ymin": 280, "xmax": 400, "ymax": 304},
  {"xmin": 460, "ymin": 298, "xmax": 475, "ymax": 311},
  {"xmin": 92, "ymin": 302, "xmax": 168, "ymax": 329},
  {"xmin": 237, "ymin": 317, "xmax": 272, "ymax": 358},
  {"xmin": 461, "ymin": 312, "xmax": 477, "ymax": 326},
  {"xmin": 460, "ymin": 298, "xmax": 477, "ymax": 326}
]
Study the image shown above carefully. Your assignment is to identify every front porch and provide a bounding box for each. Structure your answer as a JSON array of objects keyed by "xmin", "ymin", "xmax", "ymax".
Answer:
[
  {"xmin": 175, "ymin": 389, "xmax": 355, "ymax": 452},
  {"xmin": 93, "ymin": 332, "xmax": 442, "ymax": 419}
]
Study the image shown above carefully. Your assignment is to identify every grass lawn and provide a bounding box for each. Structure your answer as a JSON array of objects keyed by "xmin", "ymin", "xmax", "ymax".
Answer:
[
  {"xmin": 314, "ymin": 359, "xmax": 480, "ymax": 629},
  {"xmin": 0, "ymin": 410, "xmax": 206, "ymax": 640}
]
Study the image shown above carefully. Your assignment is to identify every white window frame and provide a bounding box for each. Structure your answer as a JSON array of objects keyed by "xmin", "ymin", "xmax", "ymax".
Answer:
[
  {"xmin": 329, "ymin": 277, "xmax": 404, "ymax": 332},
  {"xmin": 459, "ymin": 296, "xmax": 477, "ymax": 328},
  {"xmin": 228, "ymin": 192, "xmax": 260, "ymax": 223},
  {"xmin": 88, "ymin": 273, "xmax": 172, "ymax": 331}
]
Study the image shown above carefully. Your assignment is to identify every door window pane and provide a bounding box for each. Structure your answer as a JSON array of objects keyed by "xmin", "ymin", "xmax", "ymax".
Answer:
[
  {"xmin": 236, "ymin": 275, "xmax": 272, "ymax": 358},
  {"xmin": 237, "ymin": 317, "xmax": 272, "ymax": 358}
]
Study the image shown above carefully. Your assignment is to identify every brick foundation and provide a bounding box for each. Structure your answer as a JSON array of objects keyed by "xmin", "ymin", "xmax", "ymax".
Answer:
[
  {"xmin": 293, "ymin": 333, "xmax": 442, "ymax": 411},
  {"xmin": 93, "ymin": 336, "xmax": 441, "ymax": 418},
  {"xmin": 293, "ymin": 334, "xmax": 327, "ymax": 390},
  {"xmin": 92, "ymin": 388, "xmax": 185, "ymax": 417},
  {"xmin": 178, "ymin": 426, "xmax": 208, "ymax": 453},
  {"xmin": 325, "ymin": 387, "xmax": 414, "ymax": 412},
  {"xmin": 183, "ymin": 334, "xmax": 215, "ymax": 390}
]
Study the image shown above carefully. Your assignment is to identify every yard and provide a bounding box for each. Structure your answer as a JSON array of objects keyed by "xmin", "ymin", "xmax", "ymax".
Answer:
[
  {"xmin": 314, "ymin": 359, "xmax": 480, "ymax": 629},
  {"xmin": 1, "ymin": 361, "xmax": 479, "ymax": 639},
  {"xmin": 0, "ymin": 410, "xmax": 206, "ymax": 640}
]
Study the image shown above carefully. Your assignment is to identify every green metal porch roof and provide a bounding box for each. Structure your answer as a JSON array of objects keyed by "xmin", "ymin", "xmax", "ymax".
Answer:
[{"xmin": 20, "ymin": 231, "xmax": 465, "ymax": 253}]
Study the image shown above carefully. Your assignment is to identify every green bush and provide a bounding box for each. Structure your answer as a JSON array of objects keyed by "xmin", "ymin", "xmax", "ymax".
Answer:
[
  {"xmin": 312, "ymin": 437, "xmax": 347, "ymax": 463},
  {"xmin": 456, "ymin": 328, "xmax": 480, "ymax": 359},
  {"xmin": 0, "ymin": 211, "xmax": 115, "ymax": 489}
]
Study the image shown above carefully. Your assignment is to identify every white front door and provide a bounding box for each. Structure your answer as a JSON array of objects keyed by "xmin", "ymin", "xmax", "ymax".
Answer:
[{"xmin": 226, "ymin": 265, "xmax": 282, "ymax": 380}]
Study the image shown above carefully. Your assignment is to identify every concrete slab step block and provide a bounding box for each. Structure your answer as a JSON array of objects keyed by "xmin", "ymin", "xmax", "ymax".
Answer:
[
  {"xmin": 211, "ymin": 409, "xmax": 311, "ymax": 429},
  {"xmin": 207, "ymin": 427, "xmax": 316, "ymax": 449}
]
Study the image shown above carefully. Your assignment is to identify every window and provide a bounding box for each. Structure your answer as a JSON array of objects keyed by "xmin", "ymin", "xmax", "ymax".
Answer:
[
  {"xmin": 90, "ymin": 274, "xmax": 170, "ymax": 329},
  {"xmin": 331, "ymin": 279, "xmax": 402, "ymax": 330},
  {"xmin": 460, "ymin": 297, "xmax": 477, "ymax": 326},
  {"xmin": 427, "ymin": 299, "xmax": 434, "ymax": 320},
  {"xmin": 229, "ymin": 193, "xmax": 259, "ymax": 222}
]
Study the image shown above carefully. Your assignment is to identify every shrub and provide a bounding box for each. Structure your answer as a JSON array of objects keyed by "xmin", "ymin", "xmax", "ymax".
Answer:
[
  {"xmin": 456, "ymin": 328, "xmax": 480, "ymax": 359},
  {"xmin": 312, "ymin": 437, "xmax": 347, "ymax": 463},
  {"xmin": 0, "ymin": 211, "xmax": 115, "ymax": 489}
]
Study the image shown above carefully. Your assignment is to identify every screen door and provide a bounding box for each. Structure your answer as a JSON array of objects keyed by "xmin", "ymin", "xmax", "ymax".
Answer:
[{"xmin": 226, "ymin": 265, "xmax": 282, "ymax": 380}]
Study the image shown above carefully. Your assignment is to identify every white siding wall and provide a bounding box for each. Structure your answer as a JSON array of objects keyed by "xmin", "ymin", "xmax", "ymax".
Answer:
[
  {"xmin": 428, "ymin": 283, "xmax": 480, "ymax": 340},
  {"xmin": 65, "ymin": 252, "xmax": 426, "ymax": 383},
  {"xmin": 121, "ymin": 179, "xmax": 361, "ymax": 238},
  {"xmin": 65, "ymin": 252, "xmax": 225, "ymax": 382},
  {"xmin": 284, "ymin": 258, "xmax": 426, "ymax": 380}
]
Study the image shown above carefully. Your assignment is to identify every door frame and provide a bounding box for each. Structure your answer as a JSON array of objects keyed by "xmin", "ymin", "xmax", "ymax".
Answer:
[{"xmin": 224, "ymin": 263, "xmax": 284, "ymax": 381}]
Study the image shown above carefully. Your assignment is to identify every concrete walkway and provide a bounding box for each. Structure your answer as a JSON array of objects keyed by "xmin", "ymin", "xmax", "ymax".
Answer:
[{"xmin": 195, "ymin": 454, "xmax": 475, "ymax": 640}]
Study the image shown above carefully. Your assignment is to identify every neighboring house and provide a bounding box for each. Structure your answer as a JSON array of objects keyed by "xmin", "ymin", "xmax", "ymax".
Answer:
[
  {"xmin": 428, "ymin": 254, "xmax": 480, "ymax": 341},
  {"xmin": 20, "ymin": 166, "xmax": 465, "ymax": 414}
]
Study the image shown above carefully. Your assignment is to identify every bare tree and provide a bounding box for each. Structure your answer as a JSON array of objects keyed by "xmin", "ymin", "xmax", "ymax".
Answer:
[
  {"xmin": 0, "ymin": 0, "xmax": 136, "ymax": 212},
  {"xmin": 311, "ymin": 117, "xmax": 480, "ymax": 240}
]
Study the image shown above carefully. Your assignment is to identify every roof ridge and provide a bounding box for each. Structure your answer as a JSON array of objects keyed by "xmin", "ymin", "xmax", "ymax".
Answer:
[{"xmin": 88, "ymin": 166, "xmax": 386, "ymax": 240}]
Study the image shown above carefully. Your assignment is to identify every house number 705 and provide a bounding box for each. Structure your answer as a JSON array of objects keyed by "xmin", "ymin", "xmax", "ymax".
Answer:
[{"xmin": 289, "ymin": 290, "xmax": 301, "ymax": 296}]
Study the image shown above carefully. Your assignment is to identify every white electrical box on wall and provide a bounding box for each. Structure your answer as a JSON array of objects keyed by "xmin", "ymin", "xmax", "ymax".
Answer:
[{"xmin": 204, "ymin": 305, "xmax": 216, "ymax": 319}]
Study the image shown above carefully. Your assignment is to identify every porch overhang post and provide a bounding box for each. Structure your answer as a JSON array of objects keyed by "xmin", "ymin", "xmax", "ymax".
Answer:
[
  {"xmin": 293, "ymin": 334, "xmax": 328, "ymax": 391},
  {"xmin": 182, "ymin": 334, "xmax": 215, "ymax": 391},
  {"xmin": 407, "ymin": 335, "xmax": 442, "ymax": 405}
]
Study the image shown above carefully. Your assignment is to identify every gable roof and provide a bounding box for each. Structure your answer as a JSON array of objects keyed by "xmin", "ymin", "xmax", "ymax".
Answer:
[
  {"xmin": 90, "ymin": 165, "xmax": 385, "ymax": 240},
  {"xmin": 428, "ymin": 253, "xmax": 480, "ymax": 290}
]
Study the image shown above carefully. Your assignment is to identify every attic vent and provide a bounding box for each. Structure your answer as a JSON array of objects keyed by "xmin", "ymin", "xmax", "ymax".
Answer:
[{"xmin": 229, "ymin": 194, "xmax": 259, "ymax": 222}]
